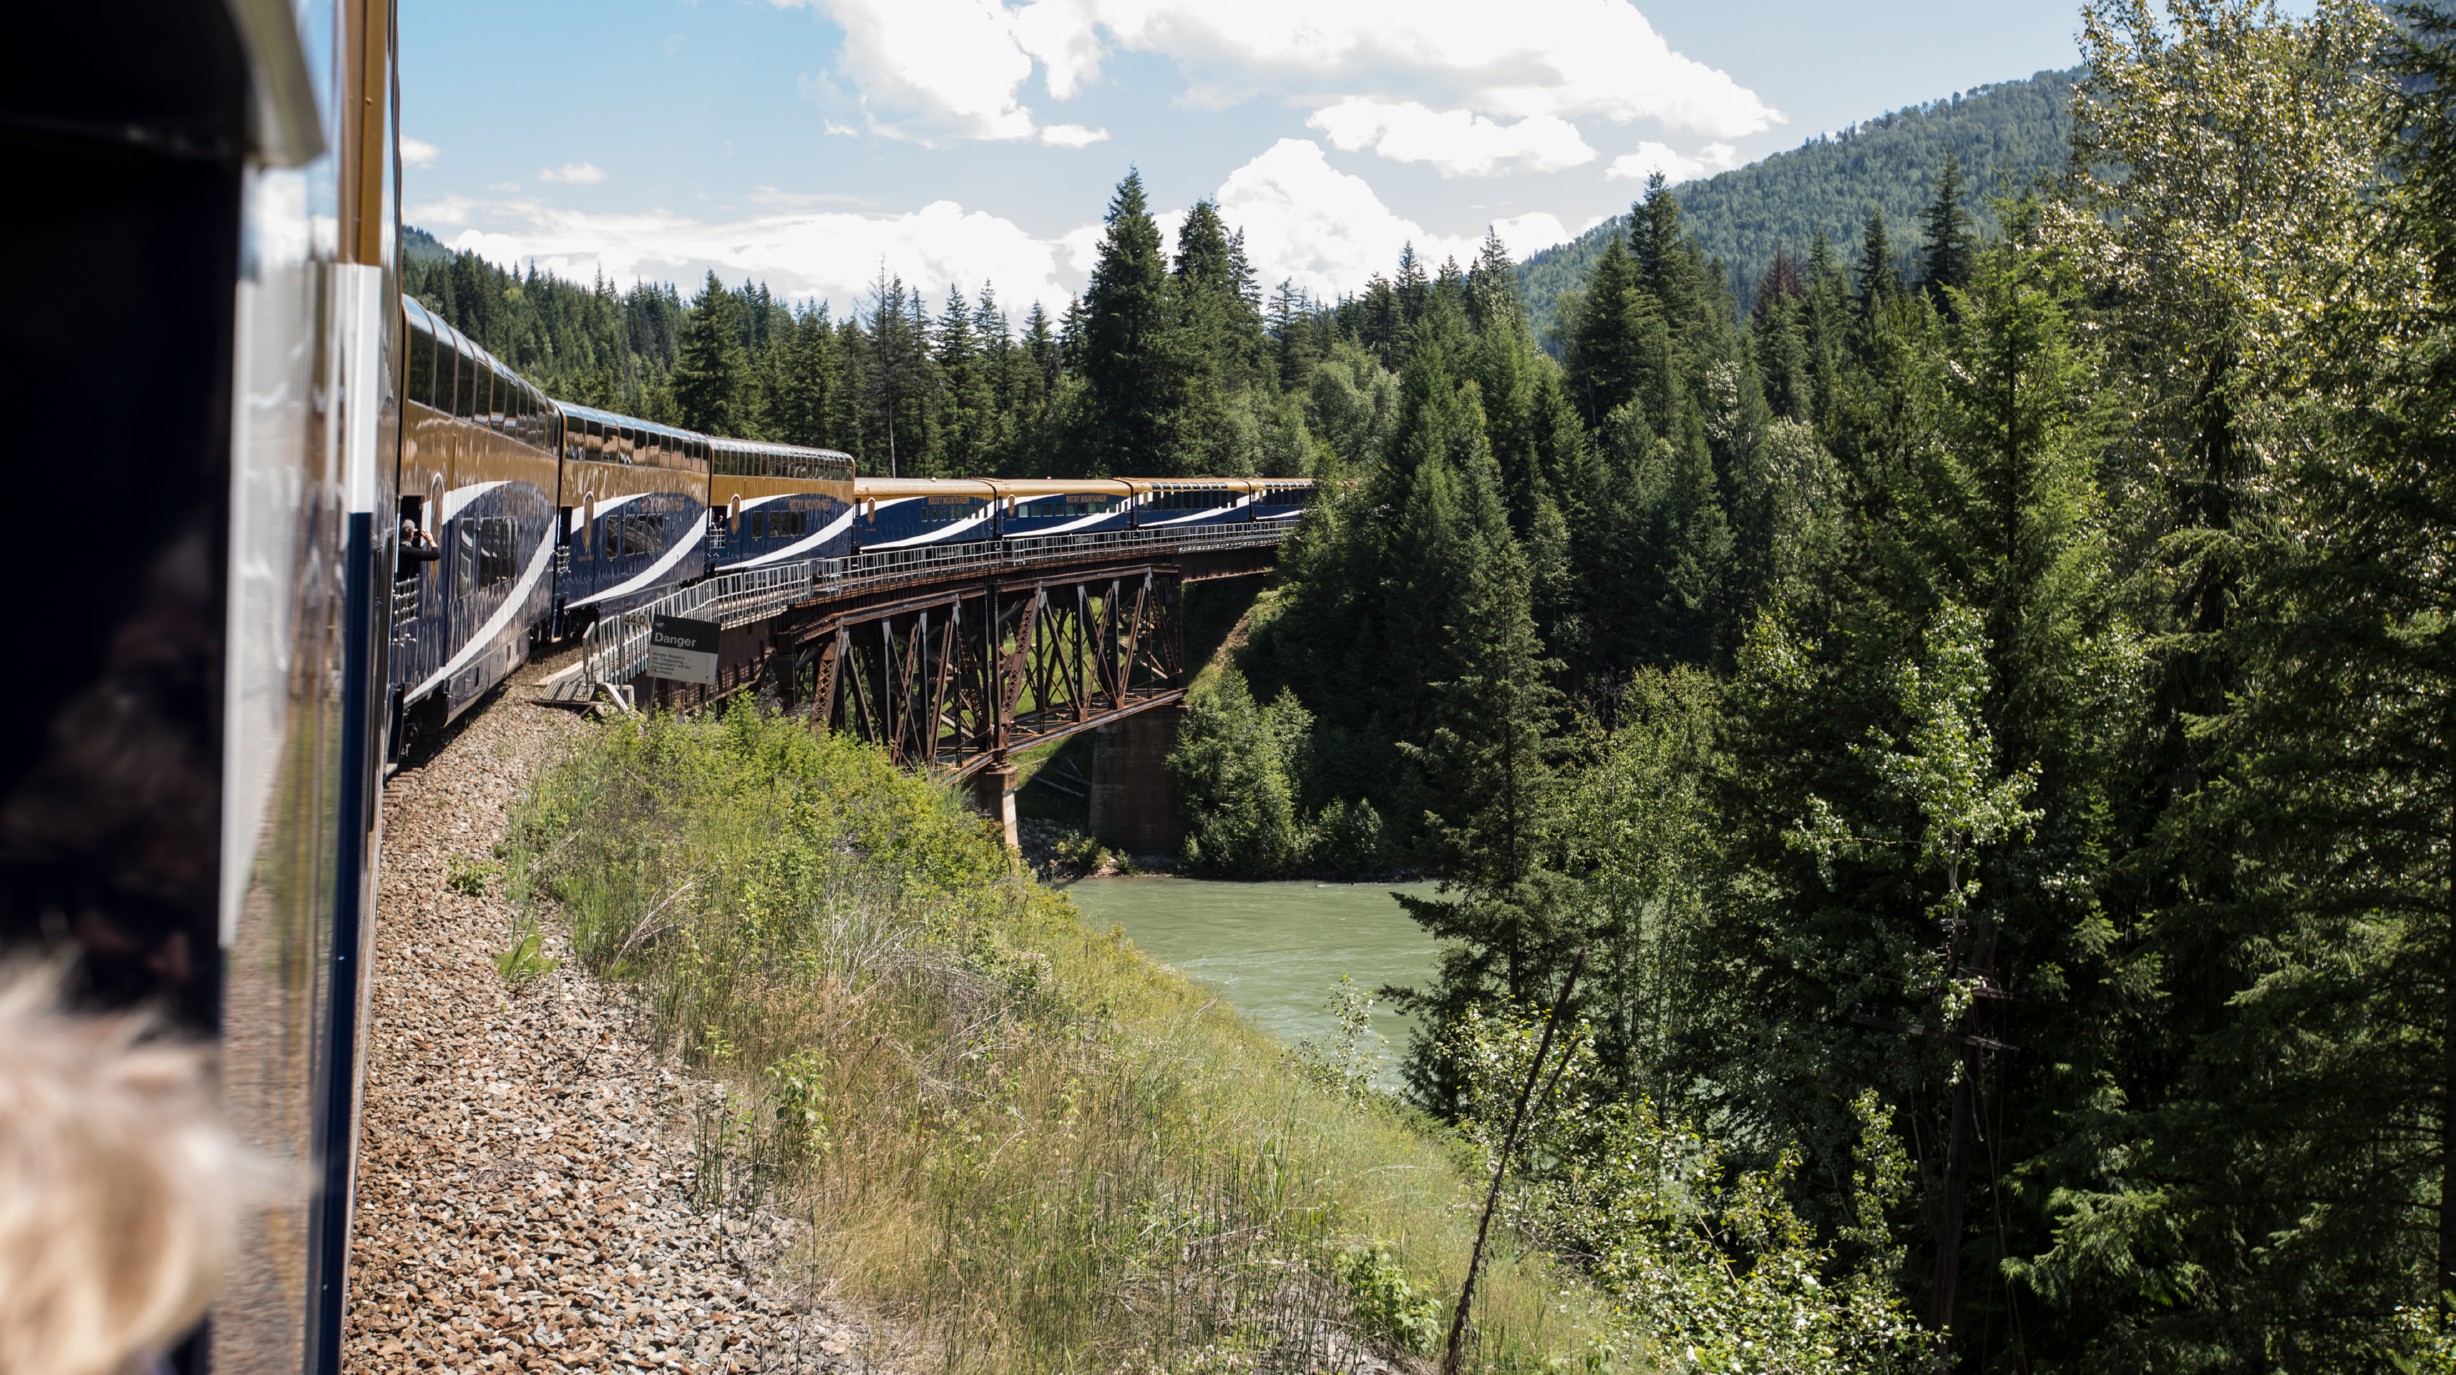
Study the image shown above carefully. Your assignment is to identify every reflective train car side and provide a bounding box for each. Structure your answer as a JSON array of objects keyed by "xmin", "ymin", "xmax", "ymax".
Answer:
[
  {"xmin": 1126, "ymin": 477, "xmax": 1266, "ymax": 530},
  {"xmin": 987, "ymin": 478, "xmax": 1138, "ymax": 539},
  {"xmin": 709, "ymin": 437, "xmax": 856, "ymax": 571},
  {"xmin": 851, "ymin": 477, "xmax": 1001, "ymax": 549},
  {"xmin": 390, "ymin": 297, "xmax": 560, "ymax": 747},
  {"xmin": 552, "ymin": 403, "xmax": 711, "ymax": 632}
]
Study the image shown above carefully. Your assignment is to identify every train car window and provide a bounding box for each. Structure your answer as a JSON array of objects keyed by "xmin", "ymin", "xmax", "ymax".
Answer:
[
  {"xmin": 406, "ymin": 326, "xmax": 434, "ymax": 408},
  {"xmin": 476, "ymin": 518, "xmax": 514, "ymax": 586}
]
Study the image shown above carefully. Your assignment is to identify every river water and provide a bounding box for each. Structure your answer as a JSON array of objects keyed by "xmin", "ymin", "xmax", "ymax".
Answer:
[{"xmin": 1061, "ymin": 876, "xmax": 1440, "ymax": 1091}]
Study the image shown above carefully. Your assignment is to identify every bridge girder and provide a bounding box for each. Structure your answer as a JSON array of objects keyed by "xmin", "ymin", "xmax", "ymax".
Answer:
[{"xmin": 767, "ymin": 564, "xmax": 1187, "ymax": 777}]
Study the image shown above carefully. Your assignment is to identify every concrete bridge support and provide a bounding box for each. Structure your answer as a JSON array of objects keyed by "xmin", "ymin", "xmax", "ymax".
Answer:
[
  {"xmin": 1088, "ymin": 704, "xmax": 1179, "ymax": 856},
  {"xmin": 968, "ymin": 757, "xmax": 1020, "ymax": 852}
]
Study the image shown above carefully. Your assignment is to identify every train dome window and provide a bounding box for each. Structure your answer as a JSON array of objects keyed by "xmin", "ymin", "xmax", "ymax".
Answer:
[{"xmin": 406, "ymin": 326, "xmax": 434, "ymax": 410}]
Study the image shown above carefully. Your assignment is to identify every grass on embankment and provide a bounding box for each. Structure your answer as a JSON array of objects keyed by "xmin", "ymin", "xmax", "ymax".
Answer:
[{"xmin": 506, "ymin": 704, "xmax": 1624, "ymax": 1373}]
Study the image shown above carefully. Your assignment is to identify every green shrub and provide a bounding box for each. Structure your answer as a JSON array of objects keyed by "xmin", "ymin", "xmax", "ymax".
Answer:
[
  {"xmin": 491, "ymin": 918, "xmax": 558, "ymax": 990},
  {"xmin": 1334, "ymin": 1244, "xmax": 1444, "ymax": 1356},
  {"xmin": 1169, "ymin": 666, "xmax": 1313, "ymax": 875},
  {"xmin": 447, "ymin": 853, "xmax": 499, "ymax": 897}
]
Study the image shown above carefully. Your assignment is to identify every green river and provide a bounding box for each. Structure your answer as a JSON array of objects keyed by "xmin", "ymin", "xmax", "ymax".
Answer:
[{"xmin": 1061, "ymin": 877, "xmax": 1440, "ymax": 1091}]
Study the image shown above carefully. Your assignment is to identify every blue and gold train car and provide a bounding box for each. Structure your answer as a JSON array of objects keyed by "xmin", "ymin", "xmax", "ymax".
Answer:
[
  {"xmin": 851, "ymin": 477, "xmax": 1001, "ymax": 549},
  {"xmin": 1126, "ymin": 477, "xmax": 1267, "ymax": 531},
  {"xmin": 552, "ymin": 403, "xmax": 710, "ymax": 630},
  {"xmin": 710, "ymin": 436, "xmax": 857, "ymax": 571},
  {"xmin": 392, "ymin": 297, "xmax": 561, "ymax": 739},
  {"xmin": 1251, "ymin": 478, "xmax": 1312, "ymax": 523},
  {"xmin": 988, "ymin": 478, "xmax": 1139, "ymax": 538}
]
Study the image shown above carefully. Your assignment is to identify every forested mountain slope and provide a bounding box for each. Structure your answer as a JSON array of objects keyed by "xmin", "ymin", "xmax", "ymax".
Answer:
[{"xmin": 1517, "ymin": 67, "xmax": 2077, "ymax": 340}]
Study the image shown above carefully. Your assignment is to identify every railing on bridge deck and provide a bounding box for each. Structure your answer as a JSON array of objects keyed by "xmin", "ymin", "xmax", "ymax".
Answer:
[{"xmin": 578, "ymin": 520, "xmax": 1293, "ymax": 704}]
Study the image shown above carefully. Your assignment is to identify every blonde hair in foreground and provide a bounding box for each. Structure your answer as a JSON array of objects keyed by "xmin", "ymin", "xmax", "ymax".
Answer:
[{"xmin": 0, "ymin": 966, "xmax": 256, "ymax": 1375}]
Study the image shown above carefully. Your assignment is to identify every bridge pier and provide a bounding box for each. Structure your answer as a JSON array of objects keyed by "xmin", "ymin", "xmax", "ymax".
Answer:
[
  {"xmin": 968, "ymin": 757, "xmax": 1020, "ymax": 853},
  {"xmin": 1087, "ymin": 705, "xmax": 1179, "ymax": 856}
]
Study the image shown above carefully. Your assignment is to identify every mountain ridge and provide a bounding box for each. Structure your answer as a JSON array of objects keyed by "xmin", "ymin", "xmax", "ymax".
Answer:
[{"xmin": 1516, "ymin": 67, "xmax": 2079, "ymax": 340}]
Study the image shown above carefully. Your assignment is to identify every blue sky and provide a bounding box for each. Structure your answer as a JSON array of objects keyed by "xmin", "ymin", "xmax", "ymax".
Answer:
[{"xmin": 401, "ymin": 0, "xmax": 2093, "ymax": 318}]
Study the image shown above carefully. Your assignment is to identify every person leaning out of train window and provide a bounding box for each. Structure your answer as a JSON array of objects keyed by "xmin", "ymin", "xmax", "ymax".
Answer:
[{"xmin": 397, "ymin": 516, "xmax": 441, "ymax": 574}]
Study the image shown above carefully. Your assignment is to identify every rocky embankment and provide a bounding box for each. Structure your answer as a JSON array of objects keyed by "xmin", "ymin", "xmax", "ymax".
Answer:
[{"xmin": 342, "ymin": 660, "xmax": 904, "ymax": 1374}]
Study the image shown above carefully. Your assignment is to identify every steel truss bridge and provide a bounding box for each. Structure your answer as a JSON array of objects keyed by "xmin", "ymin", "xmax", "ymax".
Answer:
[{"xmin": 555, "ymin": 522, "xmax": 1288, "ymax": 789}]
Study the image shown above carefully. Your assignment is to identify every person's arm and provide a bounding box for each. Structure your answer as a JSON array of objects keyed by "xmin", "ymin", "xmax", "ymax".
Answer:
[{"xmin": 398, "ymin": 529, "xmax": 441, "ymax": 568}]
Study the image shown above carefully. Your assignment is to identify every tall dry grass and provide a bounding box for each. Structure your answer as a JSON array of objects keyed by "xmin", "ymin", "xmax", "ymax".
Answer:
[{"xmin": 508, "ymin": 704, "xmax": 1626, "ymax": 1373}]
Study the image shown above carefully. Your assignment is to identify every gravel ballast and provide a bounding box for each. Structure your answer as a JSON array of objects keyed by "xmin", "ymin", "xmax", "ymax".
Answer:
[{"xmin": 342, "ymin": 661, "xmax": 903, "ymax": 1374}]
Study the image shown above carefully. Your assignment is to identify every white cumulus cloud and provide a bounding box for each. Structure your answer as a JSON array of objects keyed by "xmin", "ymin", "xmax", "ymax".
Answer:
[
  {"xmin": 1604, "ymin": 140, "xmax": 1739, "ymax": 185},
  {"xmin": 539, "ymin": 162, "xmax": 608, "ymax": 184},
  {"xmin": 411, "ymin": 138, "xmax": 1590, "ymax": 321},
  {"xmin": 1090, "ymin": 0, "xmax": 1777, "ymax": 135},
  {"xmin": 1212, "ymin": 138, "xmax": 1487, "ymax": 298},
  {"xmin": 779, "ymin": 0, "xmax": 1041, "ymax": 142},
  {"xmin": 415, "ymin": 194, "xmax": 1077, "ymax": 315},
  {"xmin": 1039, "ymin": 123, "xmax": 1110, "ymax": 148},
  {"xmin": 399, "ymin": 135, "xmax": 440, "ymax": 168},
  {"xmin": 1308, "ymin": 98, "xmax": 1593, "ymax": 177},
  {"xmin": 775, "ymin": 0, "xmax": 1777, "ymax": 162},
  {"xmin": 1488, "ymin": 211, "xmax": 1576, "ymax": 259}
]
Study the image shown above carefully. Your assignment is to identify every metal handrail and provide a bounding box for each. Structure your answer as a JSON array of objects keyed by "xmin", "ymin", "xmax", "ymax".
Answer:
[
  {"xmin": 584, "ymin": 560, "xmax": 819, "ymax": 688},
  {"xmin": 579, "ymin": 519, "xmax": 1294, "ymax": 697}
]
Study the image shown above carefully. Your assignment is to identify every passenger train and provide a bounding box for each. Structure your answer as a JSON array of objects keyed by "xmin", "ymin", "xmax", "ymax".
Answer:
[{"xmin": 391, "ymin": 296, "xmax": 1312, "ymax": 752}]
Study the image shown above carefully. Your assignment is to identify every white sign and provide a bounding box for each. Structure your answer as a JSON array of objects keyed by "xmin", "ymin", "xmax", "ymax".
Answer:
[{"xmin": 647, "ymin": 614, "xmax": 718, "ymax": 685}]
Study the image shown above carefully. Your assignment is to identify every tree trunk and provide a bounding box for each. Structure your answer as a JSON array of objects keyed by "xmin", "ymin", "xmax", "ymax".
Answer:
[
  {"xmin": 2440, "ymin": 779, "xmax": 2456, "ymax": 1309},
  {"xmin": 1931, "ymin": 917, "xmax": 2000, "ymax": 1365}
]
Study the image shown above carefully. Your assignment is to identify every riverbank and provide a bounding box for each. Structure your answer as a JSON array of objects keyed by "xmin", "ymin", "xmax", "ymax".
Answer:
[{"xmin": 508, "ymin": 703, "xmax": 1619, "ymax": 1372}]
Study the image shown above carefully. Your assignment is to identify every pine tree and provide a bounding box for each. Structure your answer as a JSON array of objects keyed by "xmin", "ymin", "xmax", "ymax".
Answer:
[
  {"xmin": 1268, "ymin": 280, "xmax": 1320, "ymax": 389},
  {"xmin": 1467, "ymin": 229, "xmax": 1528, "ymax": 343},
  {"xmin": 1173, "ymin": 200, "xmax": 1246, "ymax": 474},
  {"xmin": 857, "ymin": 268, "xmax": 935, "ymax": 477},
  {"xmin": 771, "ymin": 309, "xmax": 842, "ymax": 451},
  {"xmin": 1395, "ymin": 242, "xmax": 1429, "ymax": 324},
  {"xmin": 1564, "ymin": 236, "xmax": 1642, "ymax": 427},
  {"xmin": 1918, "ymin": 152, "xmax": 1978, "ymax": 306},
  {"xmin": 673, "ymin": 271, "xmax": 756, "ymax": 436},
  {"xmin": 1078, "ymin": 170, "xmax": 1183, "ymax": 475},
  {"xmin": 1394, "ymin": 524, "xmax": 1571, "ymax": 1107},
  {"xmin": 1856, "ymin": 208, "xmax": 1899, "ymax": 313},
  {"xmin": 934, "ymin": 286, "xmax": 991, "ymax": 475}
]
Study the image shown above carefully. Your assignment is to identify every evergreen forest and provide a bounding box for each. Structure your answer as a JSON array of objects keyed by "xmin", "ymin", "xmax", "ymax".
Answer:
[{"xmin": 409, "ymin": 3, "xmax": 2456, "ymax": 1366}]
